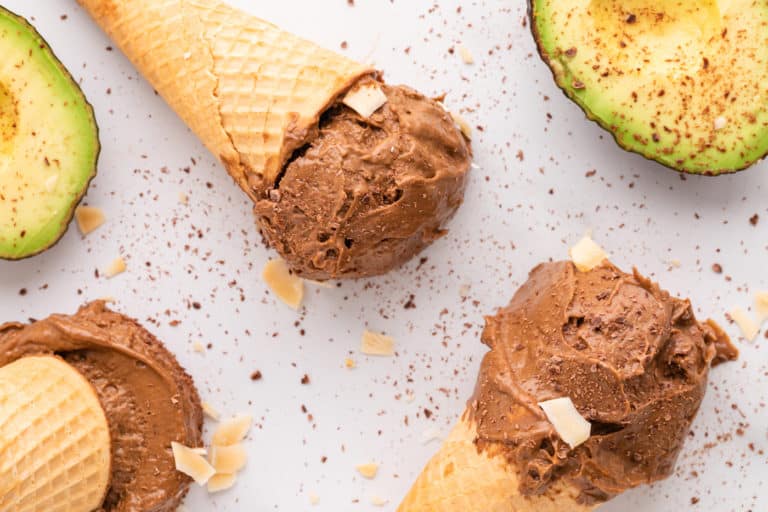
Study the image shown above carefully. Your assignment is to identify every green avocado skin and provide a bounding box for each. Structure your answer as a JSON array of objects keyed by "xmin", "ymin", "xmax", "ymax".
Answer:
[
  {"xmin": 0, "ymin": 6, "xmax": 99, "ymax": 260},
  {"xmin": 528, "ymin": 0, "xmax": 768, "ymax": 175}
]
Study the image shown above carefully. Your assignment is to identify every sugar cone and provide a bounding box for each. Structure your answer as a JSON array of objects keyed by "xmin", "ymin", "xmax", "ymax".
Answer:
[
  {"xmin": 0, "ymin": 356, "xmax": 111, "ymax": 512},
  {"xmin": 77, "ymin": 0, "xmax": 372, "ymax": 200},
  {"xmin": 398, "ymin": 412, "xmax": 598, "ymax": 512}
]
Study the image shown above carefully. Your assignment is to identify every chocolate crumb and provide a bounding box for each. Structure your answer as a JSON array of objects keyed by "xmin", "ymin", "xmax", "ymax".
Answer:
[
  {"xmin": 749, "ymin": 214, "xmax": 759, "ymax": 226},
  {"xmin": 251, "ymin": 371, "xmax": 262, "ymax": 381},
  {"xmin": 691, "ymin": 497, "xmax": 700, "ymax": 505},
  {"xmin": 301, "ymin": 374, "xmax": 310, "ymax": 385},
  {"xmin": 424, "ymin": 408, "xmax": 433, "ymax": 419},
  {"xmin": 712, "ymin": 263, "xmax": 722, "ymax": 274},
  {"xmin": 18, "ymin": 288, "xmax": 27, "ymax": 296}
]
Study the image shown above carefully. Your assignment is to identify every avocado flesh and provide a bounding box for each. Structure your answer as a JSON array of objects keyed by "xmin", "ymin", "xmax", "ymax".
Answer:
[
  {"xmin": 0, "ymin": 7, "xmax": 99, "ymax": 259},
  {"xmin": 532, "ymin": 0, "xmax": 768, "ymax": 174}
]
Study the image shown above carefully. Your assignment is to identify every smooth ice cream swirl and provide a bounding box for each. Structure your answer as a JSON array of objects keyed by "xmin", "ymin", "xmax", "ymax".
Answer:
[
  {"xmin": 0, "ymin": 302, "xmax": 203, "ymax": 512},
  {"xmin": 255, "ymin": 77, "xmax": 472, "ymax": 280},
  {"xmin": 471, "ymin": 261, "xmax": 737, "ymax": 504}
]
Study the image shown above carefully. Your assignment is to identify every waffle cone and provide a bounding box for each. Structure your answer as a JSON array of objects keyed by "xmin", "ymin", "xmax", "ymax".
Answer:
[
  {"xmin": 77, "ymin": 0, "xmax": 372, "ymax": 200},
  {"xmin": 0, "ymin": 356, "xmax": 111, "ymax": 512},
  {"xmin": 398, "ymin": 412, "xmax": 598, "ymax": 512}
]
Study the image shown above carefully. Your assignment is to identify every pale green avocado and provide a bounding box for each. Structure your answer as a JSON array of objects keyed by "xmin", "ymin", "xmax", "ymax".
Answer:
[
  {"xmin": 531, "ymin": 0, "xmax": 768, "ymax": 174},
  {"xmin": 0, "ymin": 6, "xmax": 99, "ymax": 259}
]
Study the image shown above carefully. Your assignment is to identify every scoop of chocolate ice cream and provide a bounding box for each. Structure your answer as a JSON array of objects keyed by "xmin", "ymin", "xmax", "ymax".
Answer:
[
  {"xmin": 471, "ymin": 261, "xmax": 737, "ymax": 505},
  {"xmin": 0, "ymin": 301, "xmax": 203, "ymax": 512},
  {"xmin": 254, "ymin": 77, "xmax": 471, "ymax": 280}
]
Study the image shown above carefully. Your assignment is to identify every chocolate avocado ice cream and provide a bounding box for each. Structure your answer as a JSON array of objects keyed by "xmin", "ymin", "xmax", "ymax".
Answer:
[
  {"xmin": 470, "ymin": 261, "xmax": 737, "ymax": 505},
  {"xmin": 0, "ymin": 301, "xmax": 203, "ymax": 512},
  {"xmin": 254, "ymin": 77, "xmax": 472, "ymax": 280}
]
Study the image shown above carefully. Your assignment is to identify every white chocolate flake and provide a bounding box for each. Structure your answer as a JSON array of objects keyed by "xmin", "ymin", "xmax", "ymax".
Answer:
[
  {"xmin": 207, "ymin": 472, "xmax": 237, "ymax": 493},
  {"xmin": 728, "ymin": 307, "xmax": 759, "ymax": 341},
  {"xmin": 75, "ymin": 206, "xmax": 105, "ymax": 236},
  {"xmin": 343, "ymin": 84, "xmax": 388, "ymax": 118},
  {"xmin": 262, "ymin": 259, "xmax": 304, "ymax": 310},
  {"xmin": 361, "ymin": 330, "xmax": 395, "ymax": 356},
  {"xmin": 103, "ymin": 257, "xmax": 127, "ymax": 278},
  {"xmin": 538, "ymin": 397, "xmax": 591, "ymax": 449},
  {"xmin": 212, "ymin": 415, "xmax": 253, "ymax": 446},
  {"xmin": 171, "ymin": 442, "xmax": 216, "ymax": 485},
  {"xmin": 356, "ymin": 462, "xmax": 379, "ymax": 479},
  {"xmin": 569, "ymin": 235, "xmax": 608, "ymax": 272},
  {"xmin": 211, "ymin": 443, "xmax": 247, "ymax": 474}
]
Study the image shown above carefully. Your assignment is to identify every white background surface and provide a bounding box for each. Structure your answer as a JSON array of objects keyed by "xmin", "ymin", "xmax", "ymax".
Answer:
[{"xmin": 1, "ymin": 1, "xmax": 766, "ymax": 511}]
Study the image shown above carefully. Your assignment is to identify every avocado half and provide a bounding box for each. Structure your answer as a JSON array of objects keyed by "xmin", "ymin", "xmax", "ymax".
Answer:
[
  {"xmin": 530, "ymin": 0, "xmax": 768, "ymax": 175},
  {"xmin": 0, "ymin": 7, "xmax": 99, "ymax": 259}
]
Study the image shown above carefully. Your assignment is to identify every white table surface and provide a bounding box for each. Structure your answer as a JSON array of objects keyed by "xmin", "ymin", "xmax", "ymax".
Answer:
[{"xmin": 1, "ymin": 1, "xmax": 765, "ymax": 511}]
